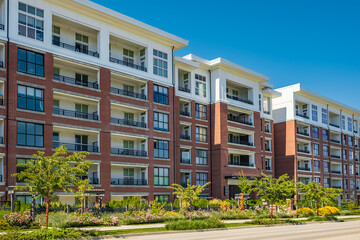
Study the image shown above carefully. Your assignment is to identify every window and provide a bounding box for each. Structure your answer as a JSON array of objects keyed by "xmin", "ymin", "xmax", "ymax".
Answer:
[
  {"xmin": 153, "ymin": 85, "xmax": 169, "ymax": 105},
  {"xmin": 17, "ymin": 122, "xmax": 43, "ymax": 147},
  {"xmin": 348, "ymin": 117, "xmax": 353, "ymax": 132},
  {"xmin": 154, "ymin": 140, "xmax": 169, "ymax": 159},
  {"xmin": 349, "ymin": 136, "xmax": 353, "ymax": 147},
  {"xmin": 314, "ymin": 177, "xmax": 320, "ymax": 183},
  {"xmin": 52, "ymin": 25, "xmax": 60, "ymax": 46},
  {"xmin": 196, "ymin": 149, "xmax": 207, "ymax": 165},
  {"xmin": 195, "ymin": 103, "xmax": 207, "ymax": 120},
  {"xmin": 343, "ymin": 135, "xmax": 347, "ymax": 145},
  {"xmin": 349, "ymin": 150, "xmax": 354, "ymax": 161},
  {"xmin": 196, "ymin": 126, "xmax": 207, "ymax": 142},
  {"xmin": 18, "ymin": 2, "xmax": 44, "ymax": 41},
  {"xmin": 324, "ymin": 162, "xmax": 329, "ymax": 173},
  {"xmin": 350, "ymin": 164, "xmax": 354, "ymax": 175},
  {"xmin": 265, "ymin": 158, "xmax": 272, "ymax": 170},
  {"xmin": 314, "ymin": 160, "xmax": 320, "ymax": 172},
  {"xmin": 313, "ymin": 127, "xmax": 319, "ymax": 139},
  {"xmin": 343, "ymin": 149, "xmax": 347, "ymax": 160},
  {"xmin": 195, "ymin": 74, "xmax": 206, "ymax": 97},
  {"xmin": 155, "ymin": 195, "xmax": 169, "ymax": 203},
  {"xmin": 312, "ymin": 105, "xmax": 318, "ymax": 122},
  {"xmin": 75, "ymin": 33, "xmax": 89, "ymax": 54},
  {"xmin": 18, "ymin": 49, "xmax": 44, "ymax": 76},
  {"xmin": 322, "ymin": 129, "xmax": 328, "ymax": 141},
  {"xmin": 153, "ymin": 49, "xmax": 168, "ymax": 77},
  {"xmin": 323, "ymin": 145, "xmax": 329, "ymax": 157},
  {"xmin": 154, "ymin": 112, "xmax": 169, "ymax": 131},
  {"xmin": 325, "ymin": 178, "xmax": 330, "ymax": 188},
  {"xmin": 123, "ymin": 48, "xmax": 134, "ymax": 64},
  {"xmin": 16, "ymin": 158, "xmax": 31, "ymax": 182},
  {"xmin": 140, "ymin": 49, "xmax": 146, "ymax": 68},
  {"xmin": 322, "ymin": 108, "xmax": 328, "ymax": 124},
  {"xmin": 350, "ymin": 179, "xmax": 354, "ymax": 190},
  {"xmin": 123, "ymin": 168, "xmax": 134, "ymax": 179},
  {"xmin": 342, "ymin": 115, "xmax": 346, "ymax": 130},
  {"xmin": 313, "ymin": 143, "xmax": 319, "ymax": 155},
  {"xmin": 259, "ymin": 94, "xmax": 262, "ymax": 112},
  {"xmin": 17, "ymin": 85, "xmax": 44, "ymax": 112},
  {"xmin": 154, "ymin": 167, "xmax": 169, "ymax": 186},
  {"xmin": 123, "ymin": 140, "xmax": 134, "ymax": 150},
  {"xmin": 196, "ymin": 172, "xmax": 208, "ymax": 187},
  {"xmin": 75, "ymin": 73, "xmax": 89, "ymax": 86}
]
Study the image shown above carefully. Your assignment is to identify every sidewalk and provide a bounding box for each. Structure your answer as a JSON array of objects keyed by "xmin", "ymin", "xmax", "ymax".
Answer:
[{"xmin": 74, "ymin": 215, "xmax": 360, "ymax": 232}]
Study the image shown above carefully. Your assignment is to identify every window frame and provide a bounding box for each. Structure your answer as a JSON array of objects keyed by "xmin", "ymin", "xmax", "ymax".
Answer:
[
  {"xmin": 18, "ymin": 48, "xmax": 44, "ymax": 77},
  {"xmin": 17, "ymin": 85, "xmax": 44, "ymax": 112},
  {"xmin": 196, "ymin": 149, "xmax": 208, "ymax": 165},
  {"xmin": 154, "ymin": 167, "xmax": 169, "ymax": 186},
  {"xmin": 153, "ymin": 85, "xmax": 169, "ymax": 105},
  {"xmin": 153, "ymin": 49, "xmax": 168, "ymax": 78},
  {"xmin": 154, "ymin": 139, "xmax": 169, "ymax": 159},
  {"xmin": 17, "ymin": 121, "xmax": 44, "ymax": 147},
  {"xmin": 154, "ymin": 112, "xmax": 169, "ymax": 132}
]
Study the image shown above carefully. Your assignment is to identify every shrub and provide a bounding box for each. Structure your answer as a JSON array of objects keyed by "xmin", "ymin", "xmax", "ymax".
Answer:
[
  {"xmin": 350, "ymin": 209, "xmax": 360, "ymax": 215},
  {"xmin": 0, "ymin": 228, "xmax": 100, "ymax": 240},
  {"xmin": 220, "ymin": 201, "xmax": 231, "ymax": 211},
  {"xmin": 308, "ymin": 215, "xmax": 338, "ymax": 221},
  {"xmin": 3, "ymin": 210, "xmax": 39, "ymax": 228},
  {"xmin": 296, "ymin": 207, "xmax": 315, "ymax": 217},
  {"xmin": 165, "ymin": 217, "xmax": 225, "ymax": 230},
  {"xmin": 192, "ymin": 198, "xmax": 209, "ymax": 208},
  {"xmin": 340, "ymin": 210, "xmax": 352, "ymax": 216},
  {"xmin": 249, "ymin": 219, "xmax": 296, "ymax": 225},
  {"xmin": 208, "ymin": 199, "xmax": 222, "ymax": 207},
  {"xmin": 318, "ymin": 206, "xmax": 340, "ymax": 216}
]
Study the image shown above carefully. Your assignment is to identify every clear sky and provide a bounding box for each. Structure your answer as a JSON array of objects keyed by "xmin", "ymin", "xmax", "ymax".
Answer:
[{"xmin": 92, "ymin": 0, "xmax": 360, "ymax": 109}]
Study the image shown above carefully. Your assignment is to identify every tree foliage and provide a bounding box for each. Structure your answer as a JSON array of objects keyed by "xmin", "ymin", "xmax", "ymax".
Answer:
[
  {"xmin": 12, "ymin": 145, "xmax": 92, "ymax": 227},
  {"xmin": 167, "ymin": 179, "xmax": 211, "ymax": 210},
  {"xmin": 255, "ymin": 173, "xmax": 296, "ymax": 220},
  {"xmin": 297, "ymin": 181, "xmax": 342, "ymax": 215}
]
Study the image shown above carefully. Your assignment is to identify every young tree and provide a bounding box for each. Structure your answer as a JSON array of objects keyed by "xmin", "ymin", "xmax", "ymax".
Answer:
[
  {"xmin": 298, "ymin": 181, "xmax": 342, "ymax": 215},
  {"xmin": 255, "ymin": 173, "xmax": 296, "ymax": 220},
  {"xmin": 167, "ymin": 179, "xmax": 211, "ymax": 210},
  {"xmin": 13, "ymin": 145, "xmax": 92, "ymax": 227},
  {"xmin": 237, "ymin": 171, "xmax": 254, "ymax": 210},
  {"xmin": 74, "ymin": 178, "xmax": 93, "ymax": 213}
]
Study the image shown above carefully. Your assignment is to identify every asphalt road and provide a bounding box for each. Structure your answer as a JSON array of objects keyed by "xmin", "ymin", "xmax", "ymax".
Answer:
[{"xmin": 111, "ymin": 220, "xmax": 360, "ymax": 240}]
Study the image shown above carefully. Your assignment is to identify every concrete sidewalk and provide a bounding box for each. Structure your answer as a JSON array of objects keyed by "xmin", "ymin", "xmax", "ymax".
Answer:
[{"xmin": 74, "ymin": 215, "xmax": 360, "ymax": 232}]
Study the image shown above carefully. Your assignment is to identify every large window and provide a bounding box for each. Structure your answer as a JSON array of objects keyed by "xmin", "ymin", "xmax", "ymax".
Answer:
[
  {"xmin": 312, "ymin": 105, "xmax": 318, "ymax": 122},
  {"xmin": 196, "ymin": 172, "xmax": 208, "ymax": 188},
  {"xmin": 195, "ymin": 74, "xmax": 206, "ymax": 97},
  {"xmin": 154, "ymin": 112, "xmax": 169, "ymax": 131},
  {"xmin": 18, "ymin": 49, "xmax": 44, "ymax": 76},
  {"xmin": 322, "ymin": 129, "xmax": 328, "ymax": 141},
  {"xmin": 324, "ymin": 161, "xmax": 329, "ymax": 173},
  {"xmin": 18, "ymin": 2, "xmax": 44, "ymax": 41},
  {"xmin": 196, "ymin": 126, "xmax": 207, "ymax": 142},
  {"xmin": 196, "ymin": 149, "xmax": 208, "ymax": 165},
  {"xmin": 323, "ymin": 145, "xmax": 329, "ymax": 157},
  {"xmin": 348, "ymin": 117, "xmax": 353, "ymax": 132},
  {"xmin": 153, "ymin": 85, "xmax": 169, "ymax": 105},
  {"xmin": 17, "ymin": 85, "xmax": 44, "ymax": 112},
  {"xmin": 342, "ymin": 115, "xmax": 346, "ymax": 130},
  {"xmin": 154, "ymin": 167, "xmax": 169, "ymax": 186},
  {"xmin": 154, "ymin": 195, "xmax": 169, "ymax": 203},
  {"xmin": 312, "ymin": 127, "xmax": 319, "ymax": 139},
  {"xmin": 153, "ymin": 50, "xmax": 168, "ymax": 77},
  {"xmin": 195, "ymin": 103, "xmax": 207, "ymax": 120},
  {"xmin": 314, "ymin": 160, "xmax": 320, "ymax": 172},
  {"xmin": 154, "ymin": 140, "xmax": 169, "ymax": 159},
  {"xmin": 322, "ymin": 108, "xmax": 328, "ymax": 124},
  {"xmin": 17, "ymin": 122, "xmax": 44, "ymax": 147},
  {"xmin": 313, "ymin": 143, "xmax": 319, "ymax": 155}
]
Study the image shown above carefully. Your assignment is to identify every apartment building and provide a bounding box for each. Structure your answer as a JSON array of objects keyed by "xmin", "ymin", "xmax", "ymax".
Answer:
[
  {"xmin": 0, "ymin": 0, "xmax": 279, "ymax": 204},
  {"xmin": 273, "ymin": 84, "xmax": 360, "ymax": 203}
]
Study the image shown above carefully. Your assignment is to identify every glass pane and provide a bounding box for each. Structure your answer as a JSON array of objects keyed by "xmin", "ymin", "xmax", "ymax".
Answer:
[
  {"xmin": 27, "ymin": 6, "xmax": 35, "ymax": 15},
  {"xmin": 17, "ymin": 122, "xmax": 26, "ymax": 134},
  {"xmin": 27, "ymin": 123, "xmax": 35, "ymax": 134},
  {"xmin": 27, "ymin": 63, "xmax": 35, "ymax": 75},
  {"xmin": 19, "ymin": 13, "xmax": 26, "ymax": 25},
  {"xmin": 26, "ymin": 135, "xmax": 35, "ymax": 146},
  {"xmin": 19, "ymin": 2, "xmax": 27, "ymax": 11},
  {"xmin": 17, "ymin": 134, "xmax": 26, "ymax": 145},
  {"xmin": 35, "ymin": 124, "xmax": 43, "ymax": 135},
  {"xmin": 36, "ymin": 9, "xmax": 44, "ymax": 18},
  {"xmin": 36, "ymin": 54, "xmax": 44, "ymax": 65}
]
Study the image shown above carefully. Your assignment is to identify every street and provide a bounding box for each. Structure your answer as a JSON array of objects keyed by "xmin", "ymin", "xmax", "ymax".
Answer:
[{"xmin": 110, "ymin": 220, "xmax": 360, "ymax": 240}]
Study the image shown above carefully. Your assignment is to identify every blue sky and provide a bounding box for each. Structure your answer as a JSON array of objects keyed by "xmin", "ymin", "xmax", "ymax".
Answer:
[{"xmin": 92, "ymin": 0, "xmax": 360, "ymax": 109}]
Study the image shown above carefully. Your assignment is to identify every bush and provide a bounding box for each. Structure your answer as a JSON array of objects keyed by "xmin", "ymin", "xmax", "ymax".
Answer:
[
  {"xmin": 165, "ymin": 217, "xmax": 225, "ymax": 230},
  {"xmin": 3, "ymin": 210, "xmax": 40, "ymax": 228},
  {"xmin": 318, "ymin": 206, "xmax": 340, "ymax": 216},
  {"xmin": 249, "ymin": 219, "xmax": 296, "ymax": 225},
  {"xmin": 350, "ymin": 209, "xmax": 360, "ymax": 215},
  {"xmin": 296, "ymin": 207, "xmax": 315, "ymax": 217},
  {"xmin": 192, "ymin": 198, "xmax": 209, "ymax": 208},
  {"xmin": 308, "ymin": 215, "xmax": 338, "ymax": 221},
  {"xmin": 0, "ymin": 228, "xmax": 100, "ymax": 240},
  {"xmin": 340, "ymin": 210, "xmax": 352, "ymax": 216}
]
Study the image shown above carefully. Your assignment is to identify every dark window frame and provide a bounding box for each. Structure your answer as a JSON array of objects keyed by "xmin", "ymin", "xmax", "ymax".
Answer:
[
  {"xmin": 17, "ymin": 85, "xmax": 44, "ymax": 112},
  {"xmin": 17, "ymin": 121, "xmax": 44, "ymax": 147},
  {"xmin": 154, "ymin": 140, "xmax": 169, "ymax": 159},
  {"xmin": 18, "ymin": 48, "xmax": 44, "ymax": 76}
]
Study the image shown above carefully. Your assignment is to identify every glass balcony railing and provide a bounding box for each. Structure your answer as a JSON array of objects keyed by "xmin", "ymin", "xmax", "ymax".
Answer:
[
  {"xmin": 110, "ymin": 87, "xmax": 147, "ymax": 100},
  {"xmin": 111, "ymin": 178, "xmax": 148, "ymax": 186},
  {"xmin": 110, "ymin": 118, "xmax": 147, "ymax": 128},
  {"xmin": 109, "ymin": 56, "xmax": 147, "ymax": 72},
  {"xmin": 111, "ymin": 148, "xmax": 147, "ymax": 157},
  {"xmin": 53, "ymin": 74, "xmax": 98, "ymax": 89},
  {"xmin": 52, "ymin": 40, "xmax": 99, "ymax": 58},
  {"xmin": 53, "ymin": 141, "xmax": 99, "ymax": 152},
  {"xmin": 53, "ymin": 108, "xmax": 99, "ymax": 121}
]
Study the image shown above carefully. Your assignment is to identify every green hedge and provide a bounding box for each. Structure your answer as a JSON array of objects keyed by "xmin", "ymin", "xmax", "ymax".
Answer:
[
  {"xmin": 165, "ymin": 218, "xmax": 225, "ymax": 230},
  {"xmin": 0, "ymin": 228, "xmax": 99, "ymax": 240}
]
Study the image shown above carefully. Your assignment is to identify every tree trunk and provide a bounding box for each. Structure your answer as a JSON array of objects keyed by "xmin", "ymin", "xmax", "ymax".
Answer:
[
  {"xmin": 270, "ymin": 204, "xmax": 273, "ymax": 220},
  {"xmin": 316, "ymin": 201, "xmax": 319, "ymax": 216},
  {"xmin": 45, "ymin": 200, "xmax": 49, "ymax": 228}
]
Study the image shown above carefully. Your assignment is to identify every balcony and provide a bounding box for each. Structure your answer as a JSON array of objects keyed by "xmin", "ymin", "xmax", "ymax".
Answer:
[
  {"xmin": 298, "ymin": 166, "xmax": 311, "ymax": 171},
  {"xmin": 53, "ymin": 142, "xmax": 99, "ymax": 152},
  {"xmin": 53, "ymin": 59, "xmax": 99, "ymax": 89},
  {"xmin": 111, "ymin": 165, "xmax": 148, "ymax": 186},
  {"xmin": 297, "ymin": 130, "xmax": 310, "ymax": 137},
  {"xmin": 53, "ymin": 108, "xmax": 98, "ymax": 121},
  {"xmin": 329, "ymin": 112, "xmax": 340, "ymax": 129},
  {"xmin": 180, "ymin": 110, "xmax": 190, "ymax": 117},
  {"xmin": 111, "ymin": 73, "xmax": 147, "ymax": 100},
  {"xmin": 297, "ymin": 149, "xmax": 310, "ymax": 154},
  {"xmin": 77, "ymin": 164, "xmax": 100, "ymax": 184},
  {"xmin": 0, "ymin": 24, "xmax": 3, "ymax": 30},
  {"xmin": 180, "ymin": 134, "xmax": 191, "ymax": 140},
  {"xmin": 111, "ymin": 118, "xmax": 146, "ymax": 128},
  {"xmin": 228, "ymin": 139, "xmax": 253, "ymax": 146},
  {"xmin": 110, "ymin": 57, "xmax": 146, "ymax": 72},
  {"xmin": 228, "ymin": 153, "xmax": 255, "ymax": 167},
  {"xmin": 109, "ymin": 35, "xmax": 147, "ymax": 72},
  {"xmin": 111, "ymin": 133, "xmax": 148, "ymax": 157},
  {"xmin": 330, "ymin": 154, "xmax": 341, "ymax": 159},
  {"xmin": 329, "ymin": 123, "xmax": 340, "ymax": 128},
  {"xmin": 52, "ymin": 15, "xmax": 99, "ymax": 58},
  {"xmin": 330, "ymin": 139, "xmax": 341, "ymax": 144},
  {"xmin": 228, "ymin": 110, "xmax": 253, "ymax": 126},
  {"xmin": 111, "ymin": 103, "xmax": 147, "ymax": 129},
  {"xmin": 179, "ymin": 100, "xmax": 191, "ymax": 117},
  {"xmin": 331, "ymin": 170, "xmax": 342, "ymax": 174},
  {"xmin": 180, "ymin": 124, "xmax": 191, "ymax": 141},
  {"xmin": 226, "ymin": 81, "xmax": 253, "ymax": 105},
  {"xmin": 296, "ymin": 112, "xmax": 309, "ymax": 119},
  {"xmin": 0, "ymin": 61, "xmax": 3, "ymax": 68},
  {"xmin": 111, "ymin": 148, "xmax": 147, "ymax": 157},
  {"xmin": 53, "ymin": 126, "xmax": 99, "ymax": 153},
  {"xmin": 179, "ymin": 86, "xmax": 191, "ymax": 93}
]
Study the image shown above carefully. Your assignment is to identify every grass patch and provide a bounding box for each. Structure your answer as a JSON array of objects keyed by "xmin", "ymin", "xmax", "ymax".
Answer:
[
  {"xmin": 307, "ymin": 216, "xmax": 338, "ymax": 222},
  {"xmin": 165, "ymin": 218, "xmax": 225, "ymax": 231}
]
